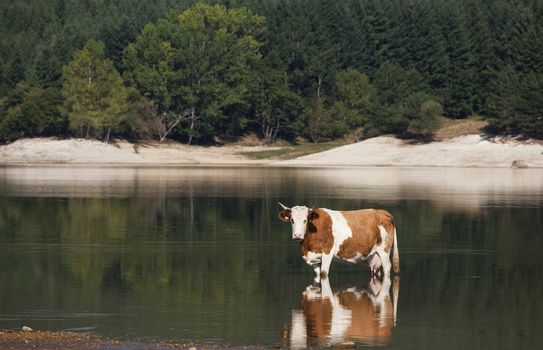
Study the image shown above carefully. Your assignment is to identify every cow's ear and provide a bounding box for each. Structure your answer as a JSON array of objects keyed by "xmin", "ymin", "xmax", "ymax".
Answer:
[
  {"xmin": 308, "ymin": 208, "xmax": 319, "ymax": 221},
  {"xmin": 279, "ymin": 210, "xmax": 291, "ymax": 222}
]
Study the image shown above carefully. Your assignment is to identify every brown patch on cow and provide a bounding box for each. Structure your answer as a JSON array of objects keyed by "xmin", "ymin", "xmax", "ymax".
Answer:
[
  {"xmin": 337, "ymin": 209, "xmax": 396, "ymax": 260},
  {"xmin": 279, "ymin": 209, "xmax": 291, "ymax": 222},
  {"xmin": 375, "ymin": 209, "xmax": 395, "ymax": 252},
  {"xmin": 301, "ymin": 208, "xmax": 334, "ymax": 256}
]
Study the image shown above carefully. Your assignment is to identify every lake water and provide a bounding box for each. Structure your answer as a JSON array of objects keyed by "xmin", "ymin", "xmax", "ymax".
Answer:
[{"xmin": 1, "ymin": 166, "xmax": 542, "ymax": 349}]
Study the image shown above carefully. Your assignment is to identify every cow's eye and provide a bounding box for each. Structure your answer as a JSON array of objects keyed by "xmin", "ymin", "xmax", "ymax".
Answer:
[
  {"xmin": 304, "ymin": 219, "xmax": 307, "ymax": 223},
  {"xmin": 290, "ymin": 218, "xmax": 294, "ymax": 224}
]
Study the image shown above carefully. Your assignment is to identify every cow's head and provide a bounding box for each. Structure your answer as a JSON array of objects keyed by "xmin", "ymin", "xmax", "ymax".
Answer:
[{"xmin": 278, "ymin": 202, "xmax": 318, "ymax": 241}]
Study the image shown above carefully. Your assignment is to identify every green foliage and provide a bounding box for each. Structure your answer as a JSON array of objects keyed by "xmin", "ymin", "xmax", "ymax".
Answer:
[
  {"xmin": 407, "ymin": 99, "xmax": 444, "ymax": 139},
  {"xmin": 486, "ymin": 65, "xmax": 522, "ymax": 131},
  {"xmin": 121, "ymin": 88, "xmax": 154, "ymax": 139},
  {"xmin": 62, "ymin": 40, "xmax": 129, "ymax": 141},
  {"xmin": 516, "ymin": 73, "xmax": 543, "ymax": 138},
  {"xmin": 1, "ymin": 0, "xmax": 542, "ymax": 141},
  {"xmin": 249, "ymin": 61, "xmax": 303, "ymax": 144},
  {"xmin": 241, "ymin": 142, "xmax": 343, "ymax": 160},
  {"xmin": 369, "ymin": 62, "xmax": 428, "ymax": 134},
  {"xmin": 373, "ymin": 62, "xmax": 426, "ymax": 106},
  {"xmin": 304, "ymin": 95, "xmax": 336, "ymax": 143},
  {"xmin": 488, "ymin": 67, "xmax": 543, "ymax": 138},
  {"xmin": 124, "ymin": 3, "xmax": 265, "ymax": 143},
  {"xmin": 0, "ymin": 81, "xmax": 66, "ymax": 141},
  {"xmin": 329, "ymin": 68, "xmax": 376, "ymax": 134}
]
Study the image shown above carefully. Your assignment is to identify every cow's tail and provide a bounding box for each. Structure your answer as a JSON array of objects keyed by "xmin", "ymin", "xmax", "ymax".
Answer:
[
  {"xmin": 393, "ymin": 226, "xmax": 400, "ymax": 273},
  {"xmin": 393, "ymin": 275, "xmax": 400, "ymax": 326}
]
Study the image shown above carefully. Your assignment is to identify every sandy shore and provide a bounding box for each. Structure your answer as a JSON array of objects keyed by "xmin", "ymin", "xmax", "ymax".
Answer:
[
  {"xmin": 0, "ymin": 135, "xmax": 542, "ymax": 168},
  {"xmin": 280, "ymin": 135, "xmax": 543, "ymax": 168},
  {"xmin": 0, "ymin": 138, "xmax": 273, "ymax": 165}
]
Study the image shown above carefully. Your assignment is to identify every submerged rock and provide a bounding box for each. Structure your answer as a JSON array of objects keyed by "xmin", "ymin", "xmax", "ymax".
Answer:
[
  {"xmin": 332, "ymin": 341, "xmax": 356, "ymax": 349},
  {"xmin": 511, "ymin": 159, "xmax": 528, "ymax": 168}
]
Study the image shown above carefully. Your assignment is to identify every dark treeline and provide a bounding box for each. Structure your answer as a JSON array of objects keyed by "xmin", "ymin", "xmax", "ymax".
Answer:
[{"xmin": 1, "ymin": 0, "xmax": 542, "ymax": 144}]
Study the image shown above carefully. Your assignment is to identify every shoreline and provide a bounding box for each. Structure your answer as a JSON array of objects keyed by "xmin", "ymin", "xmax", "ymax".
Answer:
[
  {"xmin": 0, "ymin": 329, "xmax": 258, "ymax": 350},
  {"xmin": 0, "ymin": 135, "xmax": 542, "ymax": 168}
]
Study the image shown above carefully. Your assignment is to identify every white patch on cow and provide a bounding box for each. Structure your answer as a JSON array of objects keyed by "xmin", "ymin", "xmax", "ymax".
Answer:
[
  {"xmin": 304, "ymin": 251, "xmax": 322, "ymax": 265},
  {"xmin": 378, "ymin": 225, "xmax": 388, "ymax": 243},
  {"xmin": 317, "ymin": 209, "xmax": 354, "ymax": 277},
  {"xmin": 345, "ymin": 252, "xmax": 366, "ymax": 263},
  {"xmin": 323, "ymin": 209, "xmax": 353, "ymax": 253},
  {"xmin": 290, "ymin": 206, "xmax": 310, "ymax": 240},
  {"xmin": 377, "ymin": 225, "xmax": 392, "ymax": 273}
]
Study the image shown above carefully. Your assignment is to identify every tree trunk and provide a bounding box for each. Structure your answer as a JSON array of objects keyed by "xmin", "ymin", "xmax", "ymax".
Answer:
[
  {"xmin": 187, "ymin": 106, "xmax": 196, "ymax": 145},
  {"xmin": 317, "ymin": 74, "xmax": 323, "ymax": 97},
  {"xmin": 157, "ymin": 111, "xmax": 188, "ymax": 143},
  {"xmin": 157, "ymin": 112, "xmax": 167, "ymax": 143},
  {"xmin": 263, "ymin": 126, "xmax": 272, "ymax": 145},
  {"xmin": 272, "ymin": 119, "xmax": 280, "ymax": 143}
]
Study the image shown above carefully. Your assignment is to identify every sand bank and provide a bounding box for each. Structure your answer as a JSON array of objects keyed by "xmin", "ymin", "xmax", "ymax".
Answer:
[
  {"xmin": 0, "ymin": 135, "xmax": 542, "ymax": 168},
  {"xmin": 279, "ymin": 135, "xmax": 543, "ymax": 168},
  {"xmin": 0, "ymin": 138, "xmax": 272, "ymax": 165}
]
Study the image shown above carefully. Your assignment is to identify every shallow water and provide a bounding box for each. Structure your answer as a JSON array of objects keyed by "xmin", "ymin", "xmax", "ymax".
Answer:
[{"xmin": 1, "ymin": 166, "xmax": 542, "ymax": 348}]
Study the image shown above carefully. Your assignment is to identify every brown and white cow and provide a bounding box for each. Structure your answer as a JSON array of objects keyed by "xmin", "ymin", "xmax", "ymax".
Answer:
[
  {"xmin": 289, "ymin": 276, "xmax": 400, "ymax": 348},
  {"xmin": 278, "ymin": 203, "xmax": 400, "ymax": 282}
]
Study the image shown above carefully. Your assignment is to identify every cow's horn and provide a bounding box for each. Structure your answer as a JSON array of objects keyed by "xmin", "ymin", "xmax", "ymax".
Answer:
[{"xmin": 278, "ymin": 202, "xmax": 290, "ymax": 210}]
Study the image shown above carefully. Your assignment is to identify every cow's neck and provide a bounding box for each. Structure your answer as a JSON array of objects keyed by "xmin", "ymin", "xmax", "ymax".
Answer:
[{"xmin": 301, "ymin": 209, "xmax": 334, "ymax": 255}]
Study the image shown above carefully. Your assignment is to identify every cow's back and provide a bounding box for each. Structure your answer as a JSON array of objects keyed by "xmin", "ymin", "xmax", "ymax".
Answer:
[{"xmin": 336, "ymin": 209, "xmax": 395, "ymax": 259}]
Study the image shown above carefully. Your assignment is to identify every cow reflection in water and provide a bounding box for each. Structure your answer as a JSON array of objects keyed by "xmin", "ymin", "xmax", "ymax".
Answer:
[{"xmin": 290, "ymin": 276, "xmax": 399, "ymax": 348}]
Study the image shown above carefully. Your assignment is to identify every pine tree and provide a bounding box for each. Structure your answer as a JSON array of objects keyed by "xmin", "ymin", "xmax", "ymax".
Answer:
[
  {"xmin": 441, "ymin": 4, "xmax": 474, "ymax": 117},
  {"xmin": 329, "ymin": 68, "xmax": 377, "ymax": 134},
  {"xmin": 464, "ymin": 0, "xmax": 495, "ymax": 114},
  {"xmin": 486, "ymin": 65, "xmax": 522, "ymax": 132},
  {"xmin": 517, "ymin": 72, "xmax": 543, "ymax": 138}
]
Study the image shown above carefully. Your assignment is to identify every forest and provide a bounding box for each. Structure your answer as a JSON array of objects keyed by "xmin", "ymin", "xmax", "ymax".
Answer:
[{"xmin": 0, "ymin": 0, "xmax": 542, "ymax": 144}]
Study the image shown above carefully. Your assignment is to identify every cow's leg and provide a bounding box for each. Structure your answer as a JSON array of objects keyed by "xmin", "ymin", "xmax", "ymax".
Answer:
[
  {"xmin": 312, "ymin": 264, "xmax": 321, "ymax": 283},
  {"xmin": 379, "ymin": 249, "xmax": 392, "ymax": 275},
  {"xmin": 319, "ymin": 253, "xmax": 334, "ymax": 279},
  {"xmin": 368, "ymin": 253, "xmax": 383, "ymax": 278}
]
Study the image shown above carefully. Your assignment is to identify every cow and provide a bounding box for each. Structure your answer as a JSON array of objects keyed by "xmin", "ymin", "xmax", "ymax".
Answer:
[
  {"xmin": 278, "ymin": 203, "xmax": 399, "ymax": 282},
  {"xmin": 289, "ymin": 276, "xmax": 400, "ymax": 349}
]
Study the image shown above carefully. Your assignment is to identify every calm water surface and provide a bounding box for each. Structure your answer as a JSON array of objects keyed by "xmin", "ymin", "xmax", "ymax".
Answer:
[{"xmin": 1, "ymin": 166, "xmax": 542, "ymax": 349}]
